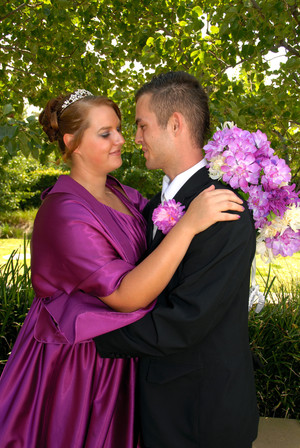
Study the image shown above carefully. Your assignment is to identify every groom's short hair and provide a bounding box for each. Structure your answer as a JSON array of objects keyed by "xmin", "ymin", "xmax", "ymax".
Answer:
[{"xmin": 135, "ymin": 71, "xmax": 210, "ymax": 148}]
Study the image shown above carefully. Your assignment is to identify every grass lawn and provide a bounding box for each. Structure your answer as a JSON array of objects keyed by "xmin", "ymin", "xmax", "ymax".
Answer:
[
  {"xmin": 0, "ymin": 238, "xmax": 31, "ymax": 264},
  {"xmin": 256, "ymin": 251, "xmax": 300, "ymax": 290},
  {"xmin": 1, "ymin": 238, "xmax": 299, "ymax": 290}
]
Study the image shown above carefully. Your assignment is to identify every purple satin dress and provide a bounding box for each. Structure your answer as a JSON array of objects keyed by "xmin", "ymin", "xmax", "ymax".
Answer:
[{"xmin": 0, "ymin": 175, "xmax": 152, "ymax": 448}]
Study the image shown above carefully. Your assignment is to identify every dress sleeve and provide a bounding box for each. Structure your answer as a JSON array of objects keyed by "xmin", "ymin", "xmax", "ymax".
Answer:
[{"xmin": 32, "ymin": 194, "xmax": 135, "ymax": 298}]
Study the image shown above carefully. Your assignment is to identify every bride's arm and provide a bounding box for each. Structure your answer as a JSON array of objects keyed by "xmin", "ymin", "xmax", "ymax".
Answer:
[{"xmin": 100, "ymin": 186, "xmax": 244, "ymax": 312}]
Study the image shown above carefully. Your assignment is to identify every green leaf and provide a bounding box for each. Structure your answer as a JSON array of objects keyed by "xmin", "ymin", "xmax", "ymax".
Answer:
[
  {"xmin": 5, "ymin": 139, "xmax": 19, "ymax": 157},
  {"xmin": 30, "ymin": 144, "xmax": 40, "ymax": 160},
  {"xmin": 267, "ymin": 211, "xmax": 277, "ymax": 222},
  {"xmin": 210, "ymin": 25, "xmax": 219, "ymax": 34},
  {"xmin": 2, "ymin": 104, "xmax": 14, "ymax": 115},
  {"xmin": 146, "ymin": 37, "xmax": 154, "ymax": 46},
  {"xmin": 0, "ymin": 125, "xmax": 18, "ymax": 141},
  {"xmin": 177, "ymin": 5, "xmax": 185, "ymax": 19},
  {"xmin": 18, "ymin": 133, "xmax": 30, "ymax": 157},
  {"xmin": 192, "ymin": 6, "xmax": 202, "ymax": 17}
]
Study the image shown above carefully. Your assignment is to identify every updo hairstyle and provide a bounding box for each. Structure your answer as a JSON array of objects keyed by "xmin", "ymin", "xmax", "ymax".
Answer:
[{"xmin": 39, "ymin": 93, "xmax": 122, "ymax": 161}]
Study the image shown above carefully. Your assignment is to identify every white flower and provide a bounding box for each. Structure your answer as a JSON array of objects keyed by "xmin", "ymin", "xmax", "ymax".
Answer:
[
  {"xmin": 257, "ymin": 205, "xmax": 300, "ymax": 244},
  {"xmin": 284, "ymin": 204, "xmax": 300, "ymax": 232},
  {"xmin": 259, "ymin": 219, "xmax": 288, "ymax": 239},
  {"xmin": 216, "ymin": 121, "xmax": 235, "ymax": 131},
  {"xmin": 209, "ymin": 168, "xmax": 223, "ymax": 180},
  {"xmin": 256, "ymin": 237, "xmax": 275, "ymax": 263},
  {"xmin": 208, "ymin": 155, "xmax": 226, "ymax": 180}
]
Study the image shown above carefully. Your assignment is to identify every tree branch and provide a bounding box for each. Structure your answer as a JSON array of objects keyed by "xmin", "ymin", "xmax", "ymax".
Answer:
[
  {"xmin": 279, "ymin": 39, "xmax": 300, "ymax": 58},
  {"xmin": 292, "ymin": 73, "xmax": 300, "ymax": 86},
  {"xmin": 0, "ymin": 3, "xmax": 26, "ymax": 22},
  {"xmin": 207, "ymin": 44, "xmax": 270, "ymax": 78},
  {"xmin": 0, "ymin": 2, "xmax": 45, "ymax": 22},
  {"xmin": 249, "ymin": 0, "xmax": 265, "ymax": 18},
  {"xmin": 283, "ymin": 0, "xmax": 300, "ymax": 26},
  {"xmin": 0, "ymin": 44, "xmax": 31, "ymax": 55},
  {"xmin": 1, "ymin": 62, "xmax": 28, "ymax": 74}
]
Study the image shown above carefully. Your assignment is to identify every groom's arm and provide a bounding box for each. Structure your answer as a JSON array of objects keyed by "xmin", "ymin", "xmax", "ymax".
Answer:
[{"xmin": 94, "ymin": 203, "xmax": 255, "ymax": 358}]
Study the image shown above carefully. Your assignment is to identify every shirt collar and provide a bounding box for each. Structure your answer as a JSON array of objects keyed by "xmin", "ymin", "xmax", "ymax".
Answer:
[{"xmin": 161, "ymin": 158, "xmax": 207, "ymax": 202}]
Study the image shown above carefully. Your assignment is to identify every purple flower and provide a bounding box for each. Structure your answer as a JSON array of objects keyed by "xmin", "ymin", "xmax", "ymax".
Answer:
[
  {"xmin": 267, "ymin": 185, "xmax": 299, "ymax": 220},
  {"xmin": 152, "ymin": 199, "xmax": 186, "ymax": 234},
  {"xmin": 247, "ymin": 185, "xmax": 271, "ymax": 229},
  {"xmin": 221, "ymin": 150, "xmax": 261, "ymax": 192},
  {"xmin": 204, "ymin": 125, "xmax": 300, "ymax": 260},
  {"xmin": 203, "ymin": 127, "xmax": 233, "ymax": 160},
  {"xmin": 265, "ymin": 228, "xmax": 300, "ymax": 257},
  {"xmin": 261, "ymin": 156, "xmax": 291, "ymax": 189},
  {"xmin": 252, "ymin": 130, "xmax": 274, "ymax": 159}
]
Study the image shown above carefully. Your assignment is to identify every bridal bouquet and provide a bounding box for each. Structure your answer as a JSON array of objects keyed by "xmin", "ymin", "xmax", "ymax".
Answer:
[
  {"xmin": 152, "ymin": 124, "xmax": 299, "ymax": 312},
  {"xmin": 203, "ymin": 124, "xmax": 300, "ymax": 263}
]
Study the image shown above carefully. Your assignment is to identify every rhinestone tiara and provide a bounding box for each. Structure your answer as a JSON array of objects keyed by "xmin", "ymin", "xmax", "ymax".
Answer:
[{"xmin": 61, "ymin": 89, "xmax": 93, "ymax": 112}]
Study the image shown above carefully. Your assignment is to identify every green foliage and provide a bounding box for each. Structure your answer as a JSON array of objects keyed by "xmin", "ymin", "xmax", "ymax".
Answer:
[
  {"xmin": 0, "ymin": 152, "xmax": 67, "ymax": 211},
  {"xmin": 0, "ymin": 0, "xmax": 299, "ymax": 190},
  {"xmin": 256, "ymin": 252, "xmax": 300, "ymax": 291},
  {"xmin": 0, "ymin": 223, "xmax": 14, "ymax": 239},
  {"xmin": 113, "ymin": 148, "xmax": 162, "ymax": 198},
  {"xmin": 0, "ymin": 209, "xmax": 37, "ymax": 238},
  {"xmin": 249, "ymin": 279, "xmax": 300, "ymax": 419},
  {"xmin": 0, "ymin": 238, "xmax": 34, "ymax": 373},
  {"xmin": 17, "ymin": 166, "xmax": 67, "ymax": 209}
]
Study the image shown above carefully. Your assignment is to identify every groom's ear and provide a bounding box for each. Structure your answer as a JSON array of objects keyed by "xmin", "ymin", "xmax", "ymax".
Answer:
[{"xmin": 169, "ymin": 112, "xmax": 184, "ymax": 136}]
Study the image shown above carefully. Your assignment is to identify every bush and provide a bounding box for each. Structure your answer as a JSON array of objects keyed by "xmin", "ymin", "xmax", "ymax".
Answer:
[
  {"xmin": 0, "ymin": 209, "xmax": 37, "ymax": 238},
  {"xmin": 17, "ymin": 167, "xmax": 65, "ymax": 209},
  {"xmin": 0, "ymin": 153, "xmax": 68, "ymax": 212},
  {"xmin": 249, "ymin": 279, "xmax": 300, "ymax": 419},
  {"xmin": 113, "ymin": 147, "xmax": 162, "ymax": 199}
]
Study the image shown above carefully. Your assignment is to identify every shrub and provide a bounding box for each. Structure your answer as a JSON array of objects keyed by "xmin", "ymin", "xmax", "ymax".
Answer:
[
  {"xmin": 0, "ymin": 153, "xmax": 68, "ymax": 212},
  {"xmin": 0, "ymin": 209, "xmax": 37, "ymax": 238},
  {"xmin": 0, "ymin": 238, "xmax": 34, "ymax": 373},
  {"xmin": 249, "ymin": 278, "xmax": 300, "ymax": 419},
  {"xmin": 113, "ymin": 147, "xmax": 162, "ymax": 199}
]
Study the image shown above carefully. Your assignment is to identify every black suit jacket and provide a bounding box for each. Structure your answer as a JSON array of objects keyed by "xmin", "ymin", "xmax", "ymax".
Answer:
[{"xmin": 95, "ymin": 168, "xmax": 259, "ymax": 448}]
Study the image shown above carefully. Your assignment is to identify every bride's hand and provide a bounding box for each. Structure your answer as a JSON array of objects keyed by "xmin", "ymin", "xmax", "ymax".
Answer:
[{"xmin": 182, "ymin": 185, "xmax": 244, "ymax": 235}]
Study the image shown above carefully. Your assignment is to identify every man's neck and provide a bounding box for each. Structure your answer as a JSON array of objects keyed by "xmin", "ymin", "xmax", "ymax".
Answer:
[
  {"xmin": 162, "ymin": 159, "xmax": 207, "ymax": 201},
  {"xmin": 166, "ymin": 155, "xmax": 204, "ymax": 181}
]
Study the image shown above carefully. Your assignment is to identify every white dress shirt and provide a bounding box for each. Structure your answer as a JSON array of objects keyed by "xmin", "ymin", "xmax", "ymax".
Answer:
[{"xmin": 161, "ymin": 158, "xmax": 207, "ymax": 202}]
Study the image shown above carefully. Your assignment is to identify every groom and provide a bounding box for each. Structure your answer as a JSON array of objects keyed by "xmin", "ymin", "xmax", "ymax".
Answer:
[{"xmin": 95, "ymin": 71, "xmax": 259, "ymax": 448}]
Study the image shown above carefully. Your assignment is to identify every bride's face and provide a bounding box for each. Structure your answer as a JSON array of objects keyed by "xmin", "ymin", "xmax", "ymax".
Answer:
[{"xmin": 72, "ymin": 105, "xmax": 125, "ymax": 175}]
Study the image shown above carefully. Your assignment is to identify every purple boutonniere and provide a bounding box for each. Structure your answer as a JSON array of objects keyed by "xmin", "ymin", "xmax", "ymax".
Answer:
[{"xmin": 152, "ymin": 199, "xmax": 186, "ymax": 234}]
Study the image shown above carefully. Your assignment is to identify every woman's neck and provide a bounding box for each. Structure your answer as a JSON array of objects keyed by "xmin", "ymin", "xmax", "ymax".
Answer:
[
  {"xmin": 70, "ymin": 166, "xmax": 133, "ymax": 215},
  {"xmin": 70, "ymin": 166, "xmax": 108, "ymax": 200}
]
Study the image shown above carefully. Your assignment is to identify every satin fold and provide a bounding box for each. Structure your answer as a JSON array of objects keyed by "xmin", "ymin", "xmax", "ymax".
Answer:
[{"xmin": 35, "ymin": 290, "xmax": 154, "ymax": 344}]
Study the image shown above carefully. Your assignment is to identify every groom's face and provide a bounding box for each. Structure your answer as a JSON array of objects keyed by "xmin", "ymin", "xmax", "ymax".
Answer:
[{"xmin": 135, "ymin": 93, "xmax": 173, "ymax": 173}]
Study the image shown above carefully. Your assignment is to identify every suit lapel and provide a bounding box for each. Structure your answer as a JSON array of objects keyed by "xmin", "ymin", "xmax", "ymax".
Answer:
[
  {"xmin": 146, "ymin": 193, "xmax": 161, "ymax": 248},
  {"xmin": 148, "ymin": 167, "xmax": 213, "ymax": 251},
  {"xmin": 173, "ymin": 167, "xmax": 211, "ymax": 205}
]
